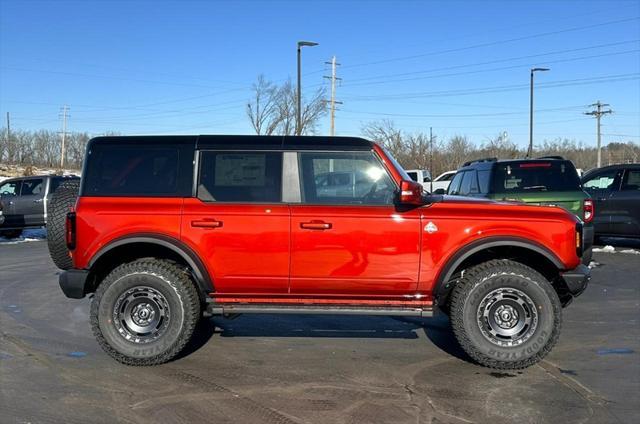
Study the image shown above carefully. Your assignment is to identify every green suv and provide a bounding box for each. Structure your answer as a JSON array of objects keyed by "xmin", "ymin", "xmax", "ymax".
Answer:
[{"xmin": 445, "ymin": 157, "xmax": 594, "ymax": 263}]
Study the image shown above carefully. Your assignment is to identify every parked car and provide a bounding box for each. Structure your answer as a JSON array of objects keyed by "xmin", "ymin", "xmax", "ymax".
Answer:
[
  {"xmin": 581, "ymin": 163, "xmax": 640, "ymax": 239},
  {"xmin": 0, "ymin": 175, "xmax": 80, "ymax": 238},
  {"xmin": 406, "ymin": 169, "xmax": 431, "ymax": 191},
  {"xmin": 444, "ymin": 157, "xmax": 593, "ymax": 263},
  {"xmin": 50, "ymin": 135, "xmax": 589, "ymax": 369},
  {"xmin": 428, "ymin": 170, "xmax": 456, "ymax": 193}
]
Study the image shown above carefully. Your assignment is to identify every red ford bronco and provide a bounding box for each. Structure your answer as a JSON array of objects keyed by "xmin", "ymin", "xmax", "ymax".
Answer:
[{"xmin": 49, "ymin": 135, "xmax": 590, "ymax": 369}]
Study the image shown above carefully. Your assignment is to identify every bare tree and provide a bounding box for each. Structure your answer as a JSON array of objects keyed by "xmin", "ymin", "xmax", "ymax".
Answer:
[{"xmin": 246, "ymin": 76, "xmax": 327, "ymax": 136}]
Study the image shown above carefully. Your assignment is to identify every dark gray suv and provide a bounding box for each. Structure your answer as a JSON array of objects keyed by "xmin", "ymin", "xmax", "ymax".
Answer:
[{"xmin": 0, "ymin": 175, "xmax": 80, "ymax": 238}]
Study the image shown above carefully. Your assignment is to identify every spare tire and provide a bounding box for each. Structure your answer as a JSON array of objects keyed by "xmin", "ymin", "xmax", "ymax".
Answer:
[{"xmin": 47, "ymin": 179, "xmax": 80, "ymax": 270}]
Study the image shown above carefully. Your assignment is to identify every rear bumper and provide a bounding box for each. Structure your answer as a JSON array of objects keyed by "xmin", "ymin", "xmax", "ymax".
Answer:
[
  {"xmin": 59, "ymin": 269, "xmax": 90, "ymax": 299},
  {"xmin": 561, "ymin": 264, "xmax": 591, "ymax": 297},
  {"xmin": 582, "ymin": 223, "xmax": 594, "ymax": 265}
]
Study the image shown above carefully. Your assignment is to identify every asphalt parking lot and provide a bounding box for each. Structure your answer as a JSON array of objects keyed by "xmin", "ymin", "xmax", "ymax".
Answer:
[{"xmin": 1, "ymin": 238, "xmax": 639, "ymax": 424}]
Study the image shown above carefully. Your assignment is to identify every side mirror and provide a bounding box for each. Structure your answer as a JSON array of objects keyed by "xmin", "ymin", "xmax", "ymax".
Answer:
[
  {"xmin": 398, "ymin": 180, "xmax": 424, "ymax": 205},
  {"xmin": 434, "ymin": 188, "xmax": 446, "ymax": 195}
]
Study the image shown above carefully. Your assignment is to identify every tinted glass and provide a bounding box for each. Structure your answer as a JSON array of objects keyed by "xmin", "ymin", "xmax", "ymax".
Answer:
[
  {"xmin": 583, "ymin": 169, "xmax": 620, "ymax": 192},
  {"xmin": 459, "ymin": 171, "xmax": 479, "ymax": 195},
  {"xmin": 299, "ymin": 151, "xmax": 395, "ymax": 205},
  {"xmin": 407, "ymin": 172, "xmax": 418, "ymax": 181},
  {"xmin": 198, "ymin": 152, "xmax": 282, "ymax": 202},
  {"xmin": 622, "ymin": 170, "xmax": 640, "ymax": 191},
  {"xmin": 447, "ymin": 172, "xmax": 464, "ymax": 195},
  {"xmin": 477, "ymin": 170, "xmax": 491, "ymax": 194},
  {"xmin": 491, "ymin": 161, "xmax": 581, "ymax": 193},
  {"xmin": 21, "ymin": 179, "xmax": 44, "ymax": 195},
  {"xmin": 49, "ymin": 177, "xmax": 66, "ymax": 193},
  {"xmin": 438, "ymin": 173, "xmax": 454, "ymax": 181},
  {"xmin": 84, "ymin": 146, "xmax": 181, "ymax": 196},
  {"xmin": 0, "ymin": 180, "xmax": 21, "ymax": 196}
]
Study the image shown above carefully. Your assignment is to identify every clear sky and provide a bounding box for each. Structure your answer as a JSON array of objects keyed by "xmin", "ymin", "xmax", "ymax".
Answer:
[{"xmin": 1, "ymin": 0, "xmax": 639, "ymax": 149}]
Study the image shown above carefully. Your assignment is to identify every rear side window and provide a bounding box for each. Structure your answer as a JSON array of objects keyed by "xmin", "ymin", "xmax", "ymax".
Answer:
[
  {"xmin": 21, "ymin": 179, "xmax": 44, "ymax": 195},
  {"xmin": 622, "ymin": 170, "xmax": 640, "ymax": 191},
  {"xmin": 83, "ymin": 144, "xmax": 192, "ymax": 197},
  {"xmin": 0, "ymin": 180, "xmax": 21, "ymax": 196},
  {"xmin": 491, "ymin": 161, "xmax": 581, "ymax": 193},
  {"xmin": 198, "ymin": 152, "xmax": 283, "ymax": 202},
  {"xmin": 583, "ymin": 169, "xmax": 621, "ymax": 192}
]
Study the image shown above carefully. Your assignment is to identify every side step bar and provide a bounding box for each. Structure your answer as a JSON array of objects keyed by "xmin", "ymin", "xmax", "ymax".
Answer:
[{"xmin": 206, "ymin": 303, "xmax": 434, "ymax": 318}]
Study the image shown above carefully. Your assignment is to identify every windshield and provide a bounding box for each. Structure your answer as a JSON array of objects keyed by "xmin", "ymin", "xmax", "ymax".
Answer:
[{"xmin": 491, "ymin": 161, "xmax": 581, "ymax": 193}]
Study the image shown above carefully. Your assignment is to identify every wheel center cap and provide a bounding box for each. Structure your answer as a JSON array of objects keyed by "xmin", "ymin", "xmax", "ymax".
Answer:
[
  {"xmin": 132, "ymin": 303, "xmax": 155, "ymax": 325},
  {"xmin": 494, "ymin": 305, "xmax": 519, "ymax": 329}
]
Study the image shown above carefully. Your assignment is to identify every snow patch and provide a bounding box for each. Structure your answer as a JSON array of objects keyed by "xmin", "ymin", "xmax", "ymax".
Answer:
[
  {"xmin": 593, "ymin": 245, "xmax": 616, "ymax": 253},
  {"xmin": 620, "ymin": 249, "xmax": 640, "ymax": 255},
  {"xmin": 588, "ymin": 261, "xmax": 601, "ymax": 269}
]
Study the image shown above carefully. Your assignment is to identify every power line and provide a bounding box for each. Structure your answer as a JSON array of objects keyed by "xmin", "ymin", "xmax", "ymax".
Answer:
[
  {"xmin": 341, "ymin": 73, "xmax": 640, "ymax": 101},
  {"xmin": 585, "ymin": 101, "xmax": 613, "ymax": 167},
  {"xmin": 339, "ymin": 16, "xmax": 640, "ymax": 70},
  {"xmin": 344, "ymin": 40, "xmax": 640, "ymax": 85}
]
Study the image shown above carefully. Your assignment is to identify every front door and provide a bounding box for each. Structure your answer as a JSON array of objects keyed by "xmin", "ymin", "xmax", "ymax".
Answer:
[
  {"xmin": 181, "ymin": 150, "xmax": 290, "ymax": 294},
  {"xmin": 0, "ymin": 179, "xmax": 21, "ymax": 227},
  {"xmin": 290, "ymin": 151, "xmax": 421, "ymax": 296},
  {"xmin": 15, "ymin": 178, "xmax": 45, "ymax": 226},
  {"xmin": 583, "ymin": 168, "xmax": 624, "ymax": 235}
]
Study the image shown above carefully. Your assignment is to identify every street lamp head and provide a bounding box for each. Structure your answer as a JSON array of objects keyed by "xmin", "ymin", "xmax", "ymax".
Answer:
[
  {"xmin": 298, "ymin": 41, "xmax": 319, "ymax": 48},
  {"xmin": 531, "ymin": 67, "xmax": 550, "ymax": 72}
]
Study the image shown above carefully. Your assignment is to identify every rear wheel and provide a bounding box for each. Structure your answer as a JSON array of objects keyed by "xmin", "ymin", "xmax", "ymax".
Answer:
[
  {"xmin": 47, "ymin": 179, "xmax": 80, "ymax": 269},
  {"xmin": 90, "ymin": 258, "xmax": 200, "ymax": 366},
  {"xmin": 449, "ymin": 259, "xmax": 561, "ymax": 369}
]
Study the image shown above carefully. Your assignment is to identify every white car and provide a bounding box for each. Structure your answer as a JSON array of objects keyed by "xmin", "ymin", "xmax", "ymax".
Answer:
[
  {"xmin": 426, "ymin": 170, "xmax": 456, "ymax": 193},
  {"xmin": 406, "ymin": 169, "xmax": 432, "ymax": 191}
]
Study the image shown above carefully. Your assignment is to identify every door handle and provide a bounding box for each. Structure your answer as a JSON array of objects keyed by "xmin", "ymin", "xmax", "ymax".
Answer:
[
  {"xmin": 300, "ymin": 220, "xmax": 332, "ymax": 230},
  {"xmin": 33, "ymin": 199, "xmax": 43, "ymax": 203},
  {"xmin": 191, "ymin": 219, "xmax": 223, "ymax": 228},
  {"xmin": 8, "ymin": 201, "xmax": 14, "ymax": 206}
]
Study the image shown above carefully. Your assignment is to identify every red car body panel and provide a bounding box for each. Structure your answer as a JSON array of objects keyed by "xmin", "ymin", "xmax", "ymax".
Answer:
[{"xmin": 72, "ymin": 142, "xmax": 582, "ymax": 306}]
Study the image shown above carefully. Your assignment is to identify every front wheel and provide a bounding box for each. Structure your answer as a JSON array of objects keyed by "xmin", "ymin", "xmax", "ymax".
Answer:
[
  {"xmin": 90, "ymin": 259, "xmax": 201, "ymax": 365},
  {"xmin": 449, "ymin": 259, "xmax": 562, "ymax": 369}
]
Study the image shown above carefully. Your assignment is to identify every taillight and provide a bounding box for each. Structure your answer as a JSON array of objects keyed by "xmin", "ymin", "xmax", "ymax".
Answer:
[
  {"xmin": 66, "ymin": 212, "xmax": 76, "ymax": 250},
  {"xmin": 583, "ymin": 199, "xmax": 594, "ymax": 223}
]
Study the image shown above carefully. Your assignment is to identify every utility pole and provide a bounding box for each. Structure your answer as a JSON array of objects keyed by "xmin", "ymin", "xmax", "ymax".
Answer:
[
  {"xmin": 5, "ymin": 112, "xmax": 10, "ymax": 143},
  {"xmin": 527, "ymin": 67, "xmax": 550, "ymax": 158},
  {"xmin": 59, "ymin": 105, "xmax": 70, "ymax": 168},
  {"xmin": 296, "ymin": 40, "xmax": 319, "ymax": 136},
  {"xmin": 584, "ymin": 101, "xmax": 612, "ymax": 168},
  {"xmin": 429, "ymin": 127, "xmax": 436, "ymax": 193},
  {"xmin": 323, "ymin": 56, "xmax": 342, "ymax": 136}
]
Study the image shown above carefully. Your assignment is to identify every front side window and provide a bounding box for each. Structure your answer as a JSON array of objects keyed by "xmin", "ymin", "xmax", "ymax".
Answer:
[
  {"xmin": 0, "ymin": 180, "xmax": 21, "ymax": 196},
  {"xmin": 198, "ymin": 151, "xmax": 283, "ymax": 202},
  {"xmin": 21, "ymin": 179, "xmax": 44, "ymax": 196},
  {"xmin": 299, "ymin": 151, "xmax": 395, "ymax": 205},
  {"xmin": 447, "ymin": 172, "xmax": 465, "ymax": 195}
]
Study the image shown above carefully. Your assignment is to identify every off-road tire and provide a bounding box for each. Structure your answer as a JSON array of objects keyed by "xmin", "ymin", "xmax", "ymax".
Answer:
[
  {"xmin": 47, "ymin": 179, "xmax": 80, "ymax": 270},
  {"xmin": 449, "ymin": 259, "xmax": 562, "ymax": 369},
  {"xmin": 0, "ymin": 229, "xmax": 23, "ymax": 239},
  {"xmin": 90, "ymin": 259, "xmax": 201, "ymax": 366}
]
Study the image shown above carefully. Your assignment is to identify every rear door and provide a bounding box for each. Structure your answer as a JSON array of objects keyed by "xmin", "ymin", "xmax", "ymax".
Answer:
[
  {"xmin": 609, "ymin": 168, "xmax": 640, "ymax": 237},
  {"xmin": 15, "ymin": 178, "xmax": 46, "ymax": 226},
  {"xmin": 181, "ymin": 150, "xmax": 291, "ymax": 295},
  {"xmin": 290, "ymin": 150, "xmax": 421, "ymax": 296},
  {"xmin": 582, "ymin": 168, "xmax": 624, "ymax": 235}
]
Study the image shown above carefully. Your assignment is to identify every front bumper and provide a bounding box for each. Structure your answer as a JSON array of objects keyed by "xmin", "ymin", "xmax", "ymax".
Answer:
[
  {"xmin": 561, "ymin": 264, "xmax": 591, "ymax": 297},
  {"xmin": 59, "ymin": 269, "xmax": 90, "ymax": 299}
]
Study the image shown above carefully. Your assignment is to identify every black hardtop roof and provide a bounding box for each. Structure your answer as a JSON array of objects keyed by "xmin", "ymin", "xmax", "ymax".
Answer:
[{"xmin": 88, "ymin": 135, "xmax": 374, "ymax": 151}]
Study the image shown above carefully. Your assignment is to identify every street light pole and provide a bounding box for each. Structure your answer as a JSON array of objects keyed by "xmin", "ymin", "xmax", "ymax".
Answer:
[
  {"xmin": 296, "ymin": 40, "xmax": 318, "ymax": 136},
  {"xmin": 528, "ymin": 67, "xmax": 550, "ymax": 158}
]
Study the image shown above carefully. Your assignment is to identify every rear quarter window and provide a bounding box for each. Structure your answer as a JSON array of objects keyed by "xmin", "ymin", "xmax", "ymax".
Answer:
[{"xmin": 82, "ymin": 143, "xmax": 193, "ymax": 197}]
